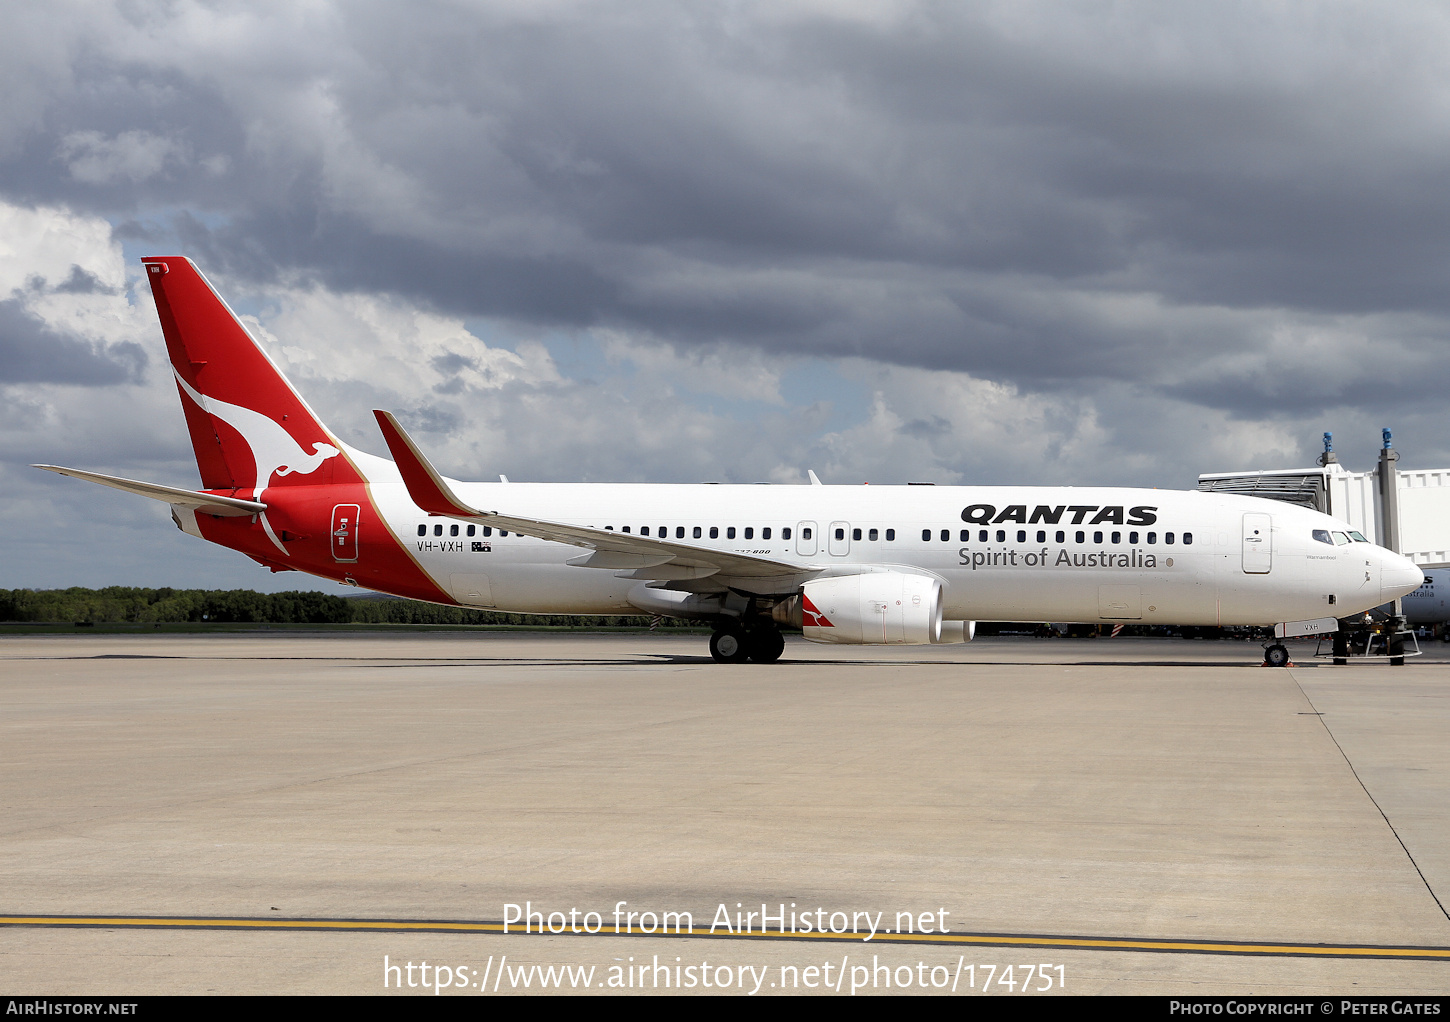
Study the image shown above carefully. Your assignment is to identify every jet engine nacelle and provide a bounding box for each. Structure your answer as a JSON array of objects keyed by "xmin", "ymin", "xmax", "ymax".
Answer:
[{"xmin": 799, "ymin": 572, "xmax": 943, "ymax": 644}]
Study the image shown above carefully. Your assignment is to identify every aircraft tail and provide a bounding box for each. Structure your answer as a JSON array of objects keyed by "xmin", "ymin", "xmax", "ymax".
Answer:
[{"xmin": 142, "ymin": 257, "xmax": 363, "ymax": 495}]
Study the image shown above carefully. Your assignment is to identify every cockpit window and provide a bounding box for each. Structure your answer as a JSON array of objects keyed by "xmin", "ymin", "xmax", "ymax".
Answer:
[
  {"xmin": 1312, "ymin": 529, "xmax": 1333, "ymax": 545},
  {"xmin": 1332, "ymin": 531, "xmax": 1350, "ymax": 545},
  {"xmin": 1348, "ymin": 531, "xmax": 1368, "ymax": 543}
]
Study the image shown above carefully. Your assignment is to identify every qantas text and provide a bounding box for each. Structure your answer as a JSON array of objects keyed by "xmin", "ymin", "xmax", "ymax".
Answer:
[{"xmin": 961, "ymin": 504, "xmax": 1158, "ymax": 526}]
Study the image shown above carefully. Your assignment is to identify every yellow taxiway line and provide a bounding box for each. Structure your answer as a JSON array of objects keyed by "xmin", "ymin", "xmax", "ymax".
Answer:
[{"xmin": 3, "ymin": 915, "xmax": 1449, "ymax": 960}]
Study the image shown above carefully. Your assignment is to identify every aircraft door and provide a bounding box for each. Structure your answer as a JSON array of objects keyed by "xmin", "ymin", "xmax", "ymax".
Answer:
[
  {"xmin": 450, "ymin": 573, "xmax": 495, "ymax": 607},
  {"xmin": 829, "ymin": 521, "xmax": 851, "ymax": 556},
  {"xmin": 1098, "ymin": 584, "xmax": 1142, "ymax": 620},
  {"xmin": 1242, "ymin": 512, "xmax": 1272, "ymax": 574},
  {"xmin": 796, "ymin": 521, "xmax": 818, "ymax": 556},
  {"xmin": 331, "ymin": 504, "xmax": 360, "ymax": 562}
]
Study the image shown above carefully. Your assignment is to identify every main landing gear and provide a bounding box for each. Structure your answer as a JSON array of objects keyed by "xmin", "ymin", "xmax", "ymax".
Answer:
[
  {"xmin": 1263, "ymin": 643, "xmax": 1291, "ymax": 668},
  {"xmin": 708, "ymin": 624, "xmax": 785, "ymax": 664}
]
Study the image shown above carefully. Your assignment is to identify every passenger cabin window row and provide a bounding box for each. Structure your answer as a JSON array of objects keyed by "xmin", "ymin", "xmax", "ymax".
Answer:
[
  {"xmin": 417, "ymin": 524, "xmax": 508, "ymax": 537},
  {"xmin": 418, "ymin": 522, "xmax": 1193, "ymax": 545}
]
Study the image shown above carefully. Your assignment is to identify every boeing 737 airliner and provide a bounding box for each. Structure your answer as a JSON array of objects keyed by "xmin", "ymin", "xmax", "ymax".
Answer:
[{"xmin": 35, "ymin": 258, "xmax": 1425, "ymax": 663}]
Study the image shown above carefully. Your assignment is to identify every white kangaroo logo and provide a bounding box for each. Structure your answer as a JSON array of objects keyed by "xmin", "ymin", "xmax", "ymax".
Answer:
[{"xmin": 175, "ymin": 370, "xmax": 340, "ymax": 554}]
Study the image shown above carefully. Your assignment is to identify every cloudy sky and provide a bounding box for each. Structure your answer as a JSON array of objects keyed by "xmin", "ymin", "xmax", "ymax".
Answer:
[{"xmin": 5, "ymin": 1, "xmax": 1450, "ymax": 592}]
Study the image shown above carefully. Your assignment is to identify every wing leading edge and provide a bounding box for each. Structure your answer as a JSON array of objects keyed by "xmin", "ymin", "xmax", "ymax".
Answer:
[{"xmin": 372, "ymin": 411, "xmax": 819, "ymax": 593}]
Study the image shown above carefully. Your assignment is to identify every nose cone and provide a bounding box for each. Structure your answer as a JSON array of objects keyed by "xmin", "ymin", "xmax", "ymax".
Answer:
[{"xmin": 1381, "ymin": 553, "xmax": 1425, "ymax": 603}]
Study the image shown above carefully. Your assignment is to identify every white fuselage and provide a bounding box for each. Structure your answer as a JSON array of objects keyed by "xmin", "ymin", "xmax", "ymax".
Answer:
[{"xmin": 359, "ymin": 465, "xmax": 1421, "ymax": 626}]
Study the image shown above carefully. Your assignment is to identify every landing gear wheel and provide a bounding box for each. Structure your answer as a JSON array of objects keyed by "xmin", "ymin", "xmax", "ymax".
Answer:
[
  {"xmin": 709, "ymin": 628, "xmax": 750, "ymax": 664},
  {"xmin": 746, "ymin": 628, "xmax": 786, "ymax": 663},
  {"xmin": 1264, "ymin": 643, "xmax": 1290, "ymax": 668}
]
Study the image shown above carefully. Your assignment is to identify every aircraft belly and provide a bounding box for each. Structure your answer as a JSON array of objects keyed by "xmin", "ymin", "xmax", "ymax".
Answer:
[{"xmin": 486, "ymin": 564, "xmax": 636, "ymax": 615}]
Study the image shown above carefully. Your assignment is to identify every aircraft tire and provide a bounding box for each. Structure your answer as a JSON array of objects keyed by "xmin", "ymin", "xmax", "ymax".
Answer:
[
  {"xmin": 746, "ymin": 627, "xmax": 786, "ymax": 663},
  {"xmin": 1264, "ymin": 643, "xmax": 1290, "ymax": 668},
  {"xmin": 709, "ymin": 627, "xmax": 751, "ymax": 664}
]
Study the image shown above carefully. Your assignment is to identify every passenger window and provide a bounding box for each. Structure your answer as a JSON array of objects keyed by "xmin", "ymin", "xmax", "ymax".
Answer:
[
  {"xmin": 727, "ymin": 527, "xmax": 735, "ymax": 539},
  {"xmin": 835, "ymin": 528, "xmax": 845, "ymax": 540},
  {"xmin": 1017, "ymin": 530, "xmax": 1026, "ymax": 543},
  {"xmin": 979, "ymin": 530, "xmax": 988, "ymax": 542},
  {"xmin": 1110, "ymin": 531, "xmax": 1120, "ymax": 544},
  {"xmin": 622, "ymin": 526, "xmax": 630, "ymax": 533},
  {"xmin": 483, "ymin": 527, "xmax": 492, "ymax": 537},
  {"xmin": 500, "ymin": 531, "xmax": 508, "ymax": 537},
  {"xmin": 1093, "ymin": 531, "xmax": 1102, "ymax": 543},
  {"xmin": 868, "ymin": 528, "xmax": 878, "ymax": 541},
  {"xmin": 852, "ymin": 528, "xmax": 861, "ymax": 540},
  {"xmin": 676, "ymin": 527, "xmax": 685, "ymax": 539},
  {"xmin": 782, "ymin": 527, "xmax": 791, "ymax": 540},
  {"xmin": 802, "ymin": 527, "xmax": 812, "ymax": 540},
  {"xmin": 640, "ymin": 526, "xmax": 649, "ymax": 536},
  {"xmin": 996, "ymin": 530, "xmax": 1006, "ymax": 542},
  {"xmin": 1129, "ymin": 531, "xmax": 1138, "ymax": 544},
  {"xmin": 434, "ymin": 524, "xmax": 443, "ymax": 536},
  {"xmin": 885, "ymin": 529, "xmax": 894, "ymax": 541},
  {"xmin": 1183, "ymin": 532, "xmax": 1193, "ymax": 545},
  {"xmin": 764, "ymin": 527, "xmax": 772, "ymax": 540},
  {"xmin": 941, "ymin": 530, "xmax": 950, "ymax": 542},
  {"xmin": 1036, "ymin": 530, "xmax": 1046, "ymax": 543},
  {"xmin": 1165, "ymin": 532, "xmax": 1175, "ymax": 544},
  {"xmin": 467, "ymin": 525, "xmax": 475, "ymax": 537},
  {"xmin": 1056, "ymin": 531, "xmax": 1065, "ymax": 543},
  {"xmin": 1147, "ymin": 532, "xmax": 1157, "ymax": 544},
  {"xmin": 744, "ymin": 527, "xmax": 753, "ymax": 539},
  {"xmin": 1075, "ymin": 531, "xmax": 1085, "ymax": 543},
  {"xmin": 922, "ymin": 529, "xmax": 931, "ymax": 541},
  {"xmin": 451, "ymin": 524, "xmax": 459, "ymax": 536},
  {"xmin": 694, "ymin": 527, "xmax": 703, "ymax": 539},
  {"xmin": 417, "ymin": 525, "xmax": 426, "ymax": 536},
  {"xmin": 960, "ymin": 529, "xmax": 969, "ymax": 542},
  {"xmin": 605, "ymin": 526, "xmax": 614, "ymax": 531}
]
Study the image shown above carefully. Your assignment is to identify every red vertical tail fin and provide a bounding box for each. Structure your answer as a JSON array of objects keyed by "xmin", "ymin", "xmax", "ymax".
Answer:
[{"xmin": 142, "ymin": 257, "xmax": 363, "ymax": 495}]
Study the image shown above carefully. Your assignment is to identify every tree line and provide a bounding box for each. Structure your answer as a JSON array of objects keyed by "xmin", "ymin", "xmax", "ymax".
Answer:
[{"xmin": 0, "ymin": 587, "xmax": 684, "ymax": 628}]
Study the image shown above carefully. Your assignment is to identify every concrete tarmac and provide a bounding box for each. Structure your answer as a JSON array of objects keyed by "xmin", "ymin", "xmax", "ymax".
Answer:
[{"xmin": 2, "ymin": 632, "xmax": 1448, "ymax": 996}]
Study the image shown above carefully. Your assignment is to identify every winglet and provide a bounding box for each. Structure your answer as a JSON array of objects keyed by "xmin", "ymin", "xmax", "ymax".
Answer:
[{"xmin": 372, "ymin": 411, "xmax": 482, "ymax": 517}]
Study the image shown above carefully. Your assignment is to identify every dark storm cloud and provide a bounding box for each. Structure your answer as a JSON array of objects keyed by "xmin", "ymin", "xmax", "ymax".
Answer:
[
  {"xmin": 6, "ymin": 1, "xmax": 1450, "ymax": 418},
  {"xmin": 0, "ymin": 299, "xmax": 145, "ymax": 385}
]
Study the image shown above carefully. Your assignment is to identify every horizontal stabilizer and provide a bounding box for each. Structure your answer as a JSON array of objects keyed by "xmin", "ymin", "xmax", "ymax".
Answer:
[{"xmin": 33, "ymin": 465, "xmax": 267, "ymax": 517}]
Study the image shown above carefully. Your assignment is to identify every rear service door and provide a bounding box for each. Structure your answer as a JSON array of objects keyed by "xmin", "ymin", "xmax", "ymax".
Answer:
[{"xmin": 331, "ymin": 504, "xmax": 360, "ymax": 562}]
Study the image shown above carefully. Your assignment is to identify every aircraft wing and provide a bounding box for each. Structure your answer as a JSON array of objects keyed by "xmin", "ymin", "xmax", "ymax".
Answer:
[
  {"xmin": 373, "ymin": 411, "xmax": 819, "ymax": 592},
  {"xmin": 32, "ymin": 465, "xmax": 267, "ymax": 518}
]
